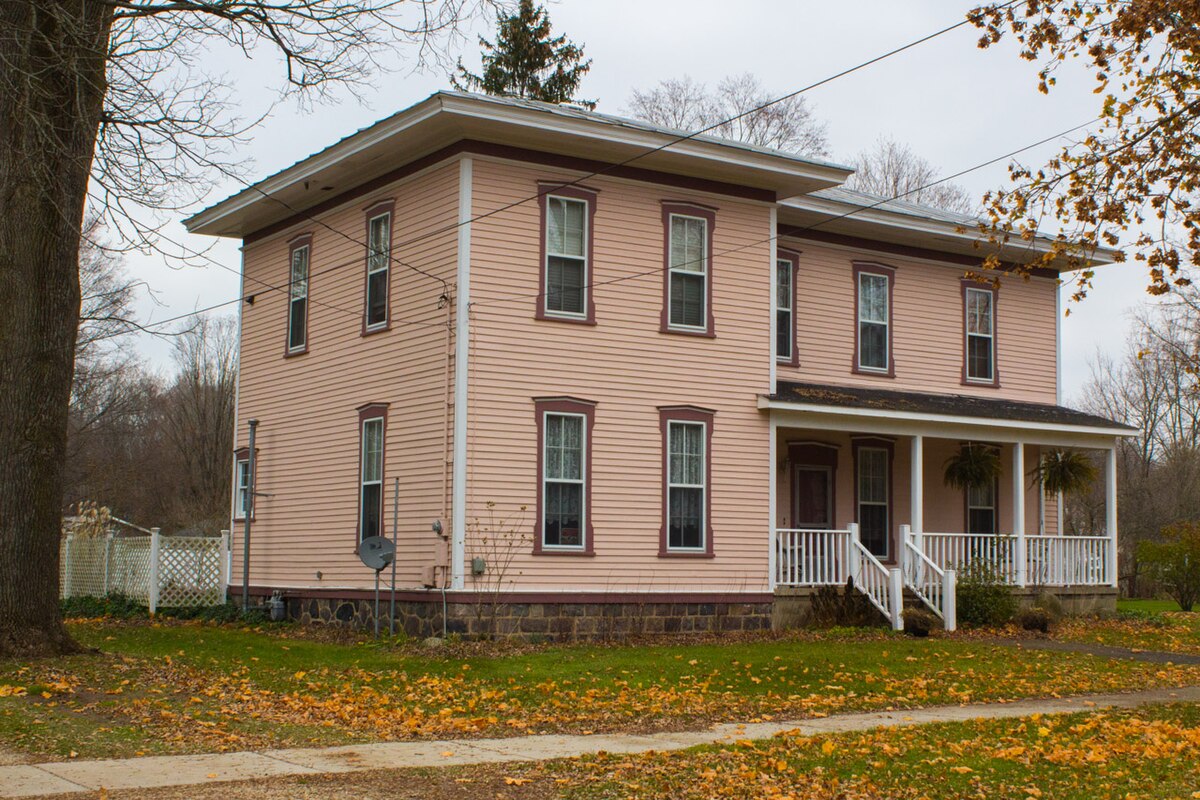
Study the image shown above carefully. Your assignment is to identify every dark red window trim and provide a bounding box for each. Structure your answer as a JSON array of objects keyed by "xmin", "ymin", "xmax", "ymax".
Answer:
[
  {"xmin": 961, "ymin": 278, "xmax": 1001, "ymax": 388},
  {"xmin": 851, "ymin": 261, "xmax": 896, "ymax": 378},
  {"xmin": 362, "ymin": 199, "xmax": 395, "ymax": 337},
  {"xmin": 355, "ymin": 402, "xmax": 389, "ymax": 548},
  {"xmin": 536, "ymin": 182, "xmax": 598, "ymax": 325},
  {"xmin": 786, "ymin": 440, "xmax": 838, "ymax": 528},
  {"xmin": 660, "ymin": 202, "xmax": 717, "ymax": 338},
  {"xmin": 232, "ymin": 446, "xmax": 258, "ymax": 522},
  {"xmin": 533, "ymin": 396, "xmax": 597, "ymax": 555},
  {"xmin": 851, "ymin": 435, "xmax": 895, "ymax": 564},
  {"xmin": 658, "ymin": 405, "xmax": 716, "ymax": 558},
  {"xmin": 776, "ymin": 248, "xmax": 801, "ymax": 367},
  {"xmin": 284, "ymin": 233, "xmax": 313, "ymax": 358}
]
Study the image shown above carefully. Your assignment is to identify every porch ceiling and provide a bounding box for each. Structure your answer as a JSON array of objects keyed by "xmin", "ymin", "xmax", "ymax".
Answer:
[{"xmin": 761, "ymin": 381, "xmax": 1136, "ymax": 447}]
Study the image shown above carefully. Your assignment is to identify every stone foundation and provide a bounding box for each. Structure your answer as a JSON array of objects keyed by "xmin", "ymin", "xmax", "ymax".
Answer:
[{"xmin": 279, "ymin": 593, "xmax": 772, "ymax": 640}]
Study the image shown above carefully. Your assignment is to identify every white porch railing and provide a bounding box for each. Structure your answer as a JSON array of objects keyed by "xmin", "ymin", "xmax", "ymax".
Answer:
[
  {"xmin": 900, "ymin": 526, "xmax": 956, "ymax": 631},
  {"xmin": 771, "ymin": 524, "xmax": 902, "ymax": 630},
  {"xmin": 919, "ymin": 531, "xmax": 1112, "ymax": 587},
  {"xmin": 771, "ymin": 528, "xmax": 852, "ymax": 587},
  {"xmin": 1025, "ymin": 535, "xmax": 1111, "ymax": 586}
]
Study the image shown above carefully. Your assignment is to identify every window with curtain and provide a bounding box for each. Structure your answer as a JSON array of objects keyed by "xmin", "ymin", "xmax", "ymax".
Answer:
[
  {"xmin": 776, "ymin": 257, "xmax": 794, "ymax": 361},
  {"xmin": 287, "ymin": 243, "xmax": 309, "ymax": 353},
  {"xmin": 360, "ymin": 416, "xmax": 384, "ymax": 541},
  {"xmin": 365, "ymin": 212, "xmax": 390, "ymax": 329},
  {"xmin": 668, "ymin": 215, "xmax": 708, "ymax": 329},
  {"xmin": 545, "ymin": 196, "xmax": 588, "ymax": 316},
  {"xmin": 857, "ymin": 446, "xmax": 889, "ymax": 557},
  {"xmin": 857, "ymin": 271, "xmax": 889, "ymax": 371},
  {"xmin": 967, "ymin": 482, "xmax": 997, "ymax": 534},
  {"xmin": 542, "ymin": 413, "xmax": 585, "ymax": 547},
  {"xmin": 965, "ymin": 287, "xmax": 994, "ymax": 382},
  {"xmin": 667, "ymin": 421, "xmax": 706, "ymax": 550}
]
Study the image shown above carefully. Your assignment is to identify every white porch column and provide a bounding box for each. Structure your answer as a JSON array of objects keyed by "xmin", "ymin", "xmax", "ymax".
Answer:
[
  {"xmin": 1106, "ymin": 446, "xmax": 1119, "ymax": 588},
  {"xmin": 1012, "ymin": 441, "xmax": 1026, "ymax": 587},
  {"xmin": 910, "ymin": 434, "xmax": 923, "ymax": 538},
  {"xmin": 768, "ymin": 417, "xmax": 778, "ymax": 590}
]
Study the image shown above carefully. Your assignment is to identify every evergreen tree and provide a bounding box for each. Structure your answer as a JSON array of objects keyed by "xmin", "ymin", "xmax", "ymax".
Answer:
[{"xmin": 452, "ymin": 0, "xmax": 595, "ymax": 109}]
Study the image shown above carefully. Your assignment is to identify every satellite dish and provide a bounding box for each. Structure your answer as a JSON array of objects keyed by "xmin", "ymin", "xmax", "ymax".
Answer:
[{"xmin": 358, "ymin": 536, "xmax": 395, "ymax": 571}]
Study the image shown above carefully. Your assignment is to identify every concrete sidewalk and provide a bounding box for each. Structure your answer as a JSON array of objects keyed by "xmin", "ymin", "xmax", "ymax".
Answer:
[{"xmin": 4, "ymin": 686, "xmax": 1199, "ymax": 798}]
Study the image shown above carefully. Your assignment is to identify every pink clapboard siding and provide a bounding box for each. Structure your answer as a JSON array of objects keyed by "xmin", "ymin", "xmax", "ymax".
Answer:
[
  {"xmin": 463, "ymin": 157, "xmax": 774, "ymax": 593},
  {"xmin": 231, "ymin": 159, "xmax": 461, "ymax": 590},
  {"xmin": 779, "ymin": 236, "xmax": 1059, "ymax": 403}
]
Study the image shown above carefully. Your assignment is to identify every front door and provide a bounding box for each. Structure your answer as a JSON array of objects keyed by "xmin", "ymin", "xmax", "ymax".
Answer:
[{"xmin": 793, "ymin": 466, "xmax": 833, "ymax": 529}]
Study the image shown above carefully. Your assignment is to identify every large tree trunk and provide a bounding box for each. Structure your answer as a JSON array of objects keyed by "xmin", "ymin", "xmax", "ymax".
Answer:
[{"xmin": 0, "ymin": 1, "xmax": 113, "ymax": 658}]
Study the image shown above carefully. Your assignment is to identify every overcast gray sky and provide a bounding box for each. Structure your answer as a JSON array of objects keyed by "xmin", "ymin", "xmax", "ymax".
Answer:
[{"xmin": 123, "ymin": 0, "xmax": 1149, "ymax": 400}]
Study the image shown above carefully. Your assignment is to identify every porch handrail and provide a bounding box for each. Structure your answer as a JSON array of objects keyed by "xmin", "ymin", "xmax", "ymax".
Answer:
[
  {"xmin": 901, "ymin": 526, "xmax": 956, "ymax": 632},
  {"xmin": 771, "ymin": 528, "xmax": 853, "ymax": 588},
  {"xmin": 920, "ymin": 531, "xmax": 1111, "ymax": 588},
  {"xmin": 917, "ymin": 531, "xmax": 1019, "ymax": 585},
  {"xmin": 849, "ymin": 533, "xmax": 902, "ymax": 630}
]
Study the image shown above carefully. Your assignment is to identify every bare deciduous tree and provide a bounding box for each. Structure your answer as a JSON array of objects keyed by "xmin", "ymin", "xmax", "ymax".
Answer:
[
  {"xmin": 627, "ymin": 73, "xmax": 830, "ymax": 156},
  {"xmin": 845, "ymin": 137, "xmax": 978, "ymax": 215},
  {"xmin": 0, "ymin": 0, "xmax": 496, "ymax": 657}
]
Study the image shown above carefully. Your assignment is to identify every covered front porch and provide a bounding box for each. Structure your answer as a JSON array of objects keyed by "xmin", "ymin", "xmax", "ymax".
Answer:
[{"xmin": 762, "ymin": 382, "xmax": 1135, "ymax": 629}]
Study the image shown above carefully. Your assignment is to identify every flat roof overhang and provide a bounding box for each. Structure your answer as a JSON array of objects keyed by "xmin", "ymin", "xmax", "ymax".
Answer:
[{"xmin": 184, "ymin": 92, "xmax": 854, "ymax": 239}]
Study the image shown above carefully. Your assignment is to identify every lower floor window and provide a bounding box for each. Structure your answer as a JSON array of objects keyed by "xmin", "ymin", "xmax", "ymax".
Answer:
[
  {"xmin": 360, "ymin": 415, "xmax": 384, "ymax": 541},
  {"xmin": 856, "ymin": 445, "xmax": 889, "ymax": 558},
  {"xmin": 967, "ymin": 482, "xmax": 997, "ymax": 535},
  {"xmin": 543, "ymin": 412, "xmax": 585, "ymax": 547},
  {"xmin": 235, "ymin": 458, "xmax": 251, "ymax": 519},
  {"xmin": 667, "ymin": 420, "xmax": 706, "ymax": 550}
]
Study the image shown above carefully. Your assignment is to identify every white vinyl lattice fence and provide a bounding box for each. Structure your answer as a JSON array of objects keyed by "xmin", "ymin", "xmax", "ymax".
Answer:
[{"xmin": 60, "ymin": 529, "xmax": 229, "ymax": 612}]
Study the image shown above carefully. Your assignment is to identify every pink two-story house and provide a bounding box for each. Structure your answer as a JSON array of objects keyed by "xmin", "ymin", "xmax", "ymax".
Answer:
[{"xmin": 185, "ymin": 92, "xmax": 1132, "ymax": 636}]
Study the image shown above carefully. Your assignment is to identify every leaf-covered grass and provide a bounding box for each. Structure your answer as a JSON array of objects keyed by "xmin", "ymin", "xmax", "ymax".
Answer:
[
  {"xmin": 530, "ymin": 702, "xmax": 1200, "ymax": 799},
  {"xmin": 1118, "ymin": 598, "xmax": 1188, "ymax": 615},
  {"xmin": 1, "ymin": 619, "xmax": 1198, "ymax": 761},
  {"xmin": 1052, "ymin": 606, "xmax": 1200, "ymax": 656}
]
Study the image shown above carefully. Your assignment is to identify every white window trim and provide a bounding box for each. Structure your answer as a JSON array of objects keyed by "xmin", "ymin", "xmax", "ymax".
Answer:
[
  {"xmin": 667, "ymin": 213, "xmax": 709, "ymax": 332},
  {"xmin": 775, "ymin": 257, "xmax": 793, "ymax": 363},
  {"xmin": 965, "ymin": 286, "xmax": 995, "ymax": 383},
  {"xmin": 365, "ymin": 211, "xmax": 391, "ymax": 331},
  {"xmin": 857, "ymin": 445, "xmax": 890, "ymax": 560},
  {"xmin": 360, "ymin": 416, "xmax": 384, "ymax": 541},
  {"xmin": 856, "ymin": 270, "xmax": 889, "ymax": 373},
  {"xmin": 541, "ymin": 410, "xmax": 587, "ymax": 550},
  {"xmin": 666, "ymin": 419, "xmax": 707, "ymax": 552},
  {"xmin": 233, "ymin": 458, "xmax": 250, "ymax": 521},
  {"xmin": 543, "ymin": 195, "xmax": 589, "ymax": 320},
  {"xmin": 287, "ymin": 243, "xmax": 309, "ymax": 353}
]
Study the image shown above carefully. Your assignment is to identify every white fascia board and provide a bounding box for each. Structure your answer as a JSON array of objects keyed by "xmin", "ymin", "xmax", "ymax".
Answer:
[
  {"xmin": 185, "ymin": 97, "xmax": 446, "ymax": 234},
  {"xmin": 759, "ymin": 396, "xmax": 1136, "ymax": 446},
  {"xmin": 437, "ymin": 95, "xmax": 851, "ymax": 187}
]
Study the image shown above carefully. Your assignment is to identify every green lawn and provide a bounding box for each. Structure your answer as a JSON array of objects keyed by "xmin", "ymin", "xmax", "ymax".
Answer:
[
  {"xmin": 1118, "ymin": 598, "xmax": 1189, "ymax": 615},
  {"xmin": 526, "ymin": 702, "xmax": 1200, "ymax": 799},
  {"xmin": 2, "ymin": 619, "xmax": 1199, "ymax": 761}
]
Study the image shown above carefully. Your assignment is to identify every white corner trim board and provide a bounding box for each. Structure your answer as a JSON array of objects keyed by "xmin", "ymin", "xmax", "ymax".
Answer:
[{"xmin": 451, "ymin": 156, "xmax": 472, "ymax": 590}]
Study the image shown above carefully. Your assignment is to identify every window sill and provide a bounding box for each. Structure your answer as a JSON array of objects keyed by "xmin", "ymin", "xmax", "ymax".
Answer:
[
  {"xmin": 535, "ymin": 311, "xmax": 597, "ymax": 326},
  {"xmin": 361, "ymin": 323, "xmax": 391, "ymax": 337},
  {"xmin": 851, "ymin": 365, "xmax": 893, "ymax": 378},
  {"xmin": 659, "ymin": 325, "xmax": 716, "ymax": 339},
  {"xmin": 533, "ymin": 546, "xmax": 595, "ymax": 556},
  {"xmin": 961, "ymin": 377, "xmax": 1001, "ymax": 389},
  {"xmin": 658, "ymin": 549, "xmax": 715, "ymax": 559},
  {"xmin": 284, "ymin": 347, "xmax": 309, "ymax": 359}
]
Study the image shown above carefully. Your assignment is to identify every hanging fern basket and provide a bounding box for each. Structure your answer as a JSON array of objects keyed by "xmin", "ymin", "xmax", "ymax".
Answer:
[
  {"xmin": 943, "ymin": 443, "xmax": 1002, "ymax": 490},
  {"xmin": 1034, "ymin": 449, "xmax": 1098, "ymax": 497}
]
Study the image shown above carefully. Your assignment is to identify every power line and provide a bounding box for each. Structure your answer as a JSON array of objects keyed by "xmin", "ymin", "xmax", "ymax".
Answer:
[
  {"xmin": 387, "ymin": 0, "xmax": 1022, "ymax": 255},
  {"xmin": 469, "ymin": 116, "xmax": 1102, "ymax": 311}
]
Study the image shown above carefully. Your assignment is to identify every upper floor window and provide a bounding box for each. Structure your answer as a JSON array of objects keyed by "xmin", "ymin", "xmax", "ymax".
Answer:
[
  {"xmin": 286, "ymin": 236, "xmax": 311, "ymax": 355},
  {"xmin": 776, "ymin": 251, "xmax": 799, "ymax": 364},
  {"xmin": 357, "ymin": 404, "xmax": 388, "ymax": 542},
  {"xmin": 534, "ymin": 397, "xmax": 596, "ymax": 554},
  {"xmin": 661, "ymin": 203, "xmax": 716, "ymax": 336},
  {"xmin": 537, "ymin": 185, "xmax": 596, "ymax": 324},
  {"xmin": 659, "ymin": 405, "xmax": 715, "ymax": 557},
  {"xmin": 853, "ymin": 262, "xmax": 894, "ymax": 375},
  {"xmin": 364, "ymin": 205, "xmax": 392, "ymax": 332},
  {"xmin": 964, "ymin": 284, "xmax": 996, "ymax": 385}
]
